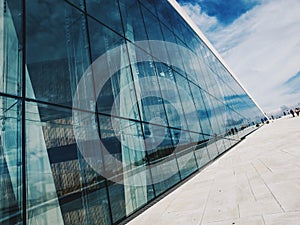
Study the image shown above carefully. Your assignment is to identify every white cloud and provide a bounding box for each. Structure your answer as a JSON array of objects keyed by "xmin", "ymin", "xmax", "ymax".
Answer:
[
  {"xmin": 180, "ymin": 0, "xmax": 300, "ymax": 112},
  {"xmin": 180, "ymin": 2, "xmax": 218, "ymax": 33}
]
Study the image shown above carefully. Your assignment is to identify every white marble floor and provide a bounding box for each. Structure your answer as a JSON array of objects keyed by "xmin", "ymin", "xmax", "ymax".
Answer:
[{"xmin": 127, "ymin": 116, "xmax": 300, "ymax": 225}]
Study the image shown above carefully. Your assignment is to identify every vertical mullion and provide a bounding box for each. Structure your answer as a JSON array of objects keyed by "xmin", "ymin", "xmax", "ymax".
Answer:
[{"xmin": 21, "ymin": 0, "xmax": 26, "ymax": 224}]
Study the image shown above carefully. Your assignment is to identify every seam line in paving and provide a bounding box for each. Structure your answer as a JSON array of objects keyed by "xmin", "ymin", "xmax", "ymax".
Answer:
[
  {"xmin": 261, "ymin": 215, "xmax": 267, "ymax": 225},
  {"xmin": 251, "ymin": 162, "xmax": 285, "ymax": 213},
  {"xmin": 198, "ymin": 177, "xmax": 216, "ymax": 225},
  {"xmin": 258, "ymin": 159, "xmax": 273, "ymax": 173},
  {"xmin": 246, "ymin": 171, "xmax": 258, "ymax": 201},
  {"xmin": 279, "ymin": 149, "xmax": 300, "ymax": 169}
]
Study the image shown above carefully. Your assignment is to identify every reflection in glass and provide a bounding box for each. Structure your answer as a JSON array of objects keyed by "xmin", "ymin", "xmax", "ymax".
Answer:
[
  {"xmin": 0, "ymin": 0, "xmax": 267, "ymax": 224},
  {"xmin": 0, "ymin": 97, "xmax": 22, "ymax": 224},
  {"xmin": 26, "ymin": 0, "xmax": 92, "ymax": 108},
  {"xmin": 0, "ymin": 0, "xmax": 22, "ymax": 96},
  {"xmin": 99, "ymin": 115, "xmax": 154, "ymax": 223},
  {"xmin": 86, "ymin": 0, "xmax": 123, "ymax": 36}
]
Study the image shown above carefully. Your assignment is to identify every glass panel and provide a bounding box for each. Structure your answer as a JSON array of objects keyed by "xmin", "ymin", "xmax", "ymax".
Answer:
[
  {"xmin": 189, "ymin": 83, "xmax": 212, "ymax": 135},
  {"xmin": 88, "ymin": 17, "xmax": 124, "ymax": 61},
  {"xmin": 88, "ymin": 17, "xmax": 139, "ymax": 121},
  {"xmin": 144, "ymin": 124, "xmax": 180, "ymax": 195},
  {"xmin": 26, "ymin": 0, "xmax": 92, "ymax": 109},
  {"xmin": 155, "ymin": 63, "xmax": 188, "ymax": 130},
  {"xmin": 141, "ymin": 5, "xmax": 164, "ymax": 41},
  {"xmin": 155, "ymin": 1, "xmax": 177, "ymax": 33},
  {"xmin": 190, "ymin": 133, "xmax": 211, "ymax": 168},
  {"xmin": 86, "ymin": 0, "xmax": 123, "ymax": 36},
  {"xmin": 95, "ymin": 54, "xmax": 141, "ymax": 121},
  {"xmin": 160, "ymin": 24, "xmax": 187, "ymax": 76},
  {"xmin": 206, "ymin": 138, "xmax": 219, "ymax": 160},
  {"xmin": 141, "ymin": 0, "xmax": 159, "ymax": 15},
  {"xmin": 0, "ymin": 97, "xmax": 22, "ymax": 224},
  {"xmin": 0, "ymin": 1, "xmax": 22, "ymax": 96},
  {"xmin": 172, "ymin": 130, "xmax": 197, "ymax": 179},
  {"xmin": 125, "ymin": 43, "xmax": 168, "ymax": 125},
  {"xmin": 99, "ymin": 115, "xmax": 154, "ymax": 223},
  {"xmin": 119, "ymin": 0, "xmax": 148, "ymax": 45},
  {"xmin": 26, "ymin": 102, "xmax": 111, "ymax": 225},
  {"xmin": 174, "ymin": 72, "xmax": 202, "ymax": 133},
  {"xmin": 65, "ymin": 0, "xmax": 84, "ymax": 10}
]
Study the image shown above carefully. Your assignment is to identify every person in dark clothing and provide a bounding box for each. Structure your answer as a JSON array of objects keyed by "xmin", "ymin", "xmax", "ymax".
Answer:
[
  {"xmin": 290, "ymin": 109, "xmax": 295, "ymax": 117},
  {"xmin": 295, "ymin": 108, "xmax": 300, "ymax": 116}
]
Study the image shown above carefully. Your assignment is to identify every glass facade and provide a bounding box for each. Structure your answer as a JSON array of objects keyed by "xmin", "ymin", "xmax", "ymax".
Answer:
[{"xmin": 0, "ymin": 0, "xmax": 265, "ymax": 224}]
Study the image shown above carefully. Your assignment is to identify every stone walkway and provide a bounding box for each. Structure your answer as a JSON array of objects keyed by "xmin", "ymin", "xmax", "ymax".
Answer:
[{"xmin": 127, "ymin": 116, "xmax": 300, "ymax": 225}]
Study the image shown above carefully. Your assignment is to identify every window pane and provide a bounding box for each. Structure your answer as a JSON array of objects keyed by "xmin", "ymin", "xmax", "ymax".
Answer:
[
  {"xmin": 0, "ymin": 97, "xmax": 22, "ymax": 224},
  {"xmin": 0, "ymin": 1, "xmax": 22, "ymax": 96},
  {"xmin": 26, "ymin": 0, "xmax": 92, "ymax": 108},
  {"xmin": 155, "ymin": 63, "xmax": 188, "ymax": 130},
  {"xmin": 99, "ymin": 115, "xmax": 154, "ymax": 223},
  {"xmin": 190, "ymin": 133, "xmax": 211, "ymax": 168},
  {"xmin": 86, "ymin": 0, "xmax": 123, "ymax": 36},
  {"xmin": 65, "ymin": 0, "xmax": 84, "ymax": 10},
  {"xmin": 26, "ymin": 102, "xmax": 111, "ymax": 224},
  {"xmin": 171, "ymin": 130, "xmax": 197, "ymax": 179},
  {"xmin": 120, "ymin": 0, "xmax": 148, "ymax": 44},
  {"xmin": 144, "ymin": 124, "xmax": 181, "ymax": 195}
]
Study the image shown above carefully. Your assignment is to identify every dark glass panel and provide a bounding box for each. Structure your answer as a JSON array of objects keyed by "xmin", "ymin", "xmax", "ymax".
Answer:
[
  {"xmin": 65, "ymin": 0, "xmax": 84, "ymax": 10},
  {"xmin": 141, "ymin": 5, "xmax": 164, "ymax": 41},
  {"xmin": 141, "ymin": 0, "xmax": 159, "ymax": 15},
  {"xmin": 86, "ymin": 0, "xmax": 123, "ymax": 36},
  {"xmin": 119, "ymin": 0, "xmax": 148, "ymax": 44},
  {"xmin": 88, "ymin": 17, "xmax": 124, "ymax": 61},
  {"xmin": 26, "ymin": 0, "xmax": 92, "ymax": 108}
]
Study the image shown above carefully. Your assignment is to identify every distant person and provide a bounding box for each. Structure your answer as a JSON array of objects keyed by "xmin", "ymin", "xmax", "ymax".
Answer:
[
  {"xmin": 283, "ymin": 111, "xmax": 286, "ymax": 116},
  {"xmin": 295, "ymin": 108, "xmax": 300, "ymax": 116},
  {"xmin": 290, "ymin": 109, "xmax": 295, "ymax": 117}
]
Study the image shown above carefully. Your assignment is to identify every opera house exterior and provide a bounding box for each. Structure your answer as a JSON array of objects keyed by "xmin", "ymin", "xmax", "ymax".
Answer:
[{"xmin": 0, "ymin": 0, "xmax": 265, "ymax": 224}]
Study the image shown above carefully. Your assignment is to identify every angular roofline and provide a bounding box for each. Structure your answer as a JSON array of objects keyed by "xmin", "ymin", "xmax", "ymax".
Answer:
[{"xmin": 167, "ymin": 0, "xmax": 266, "ymax": 117}]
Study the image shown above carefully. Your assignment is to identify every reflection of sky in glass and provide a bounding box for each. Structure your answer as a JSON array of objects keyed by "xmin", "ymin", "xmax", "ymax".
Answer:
[{"xmin": 0, "ymin": 0, "xmax": 267, "ymax": 223}]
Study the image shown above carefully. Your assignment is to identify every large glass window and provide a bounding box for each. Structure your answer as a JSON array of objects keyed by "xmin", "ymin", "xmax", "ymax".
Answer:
[{"xmin": 26, "ymin": 0, "xmax": 92, "ymax": 108}]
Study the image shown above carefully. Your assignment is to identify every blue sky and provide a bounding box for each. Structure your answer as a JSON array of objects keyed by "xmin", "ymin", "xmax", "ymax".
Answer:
[
  {"xmin": 178, "ymin": 0, "xmax": 300, "ymax": 113},
  {"xmin": 179, "ymin": 0, "xmax": 260, "ymax": 25}
]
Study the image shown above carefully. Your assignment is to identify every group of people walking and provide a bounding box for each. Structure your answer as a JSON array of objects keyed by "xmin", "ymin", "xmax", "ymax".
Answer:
[{"xmin": 290, "ymin": 108, "xmax": 300, "ymax": 117}]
